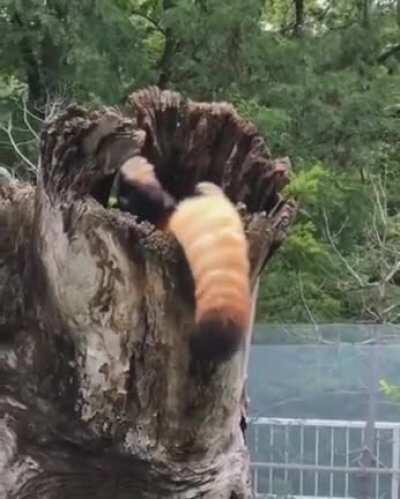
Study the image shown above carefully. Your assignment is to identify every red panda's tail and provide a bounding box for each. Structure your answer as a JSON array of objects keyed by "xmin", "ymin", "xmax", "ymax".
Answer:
[
  {"xmin": 191, "ymin": 315, "xmax": 245, "ymax": 363},
  {"xmin": 168, "ymin": 182, "xmax": 251, "ymax": 362}
]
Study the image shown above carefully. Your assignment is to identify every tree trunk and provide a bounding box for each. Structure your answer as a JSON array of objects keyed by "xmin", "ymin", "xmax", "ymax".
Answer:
[
  {"xmin": 293, "ymin": 0, "xmax": 305, "ymax": 37},
  {"xmin": 359, "ymin": 0, "xmax": 371, "ymax": 28},
  {"xmin": 0, "ymin": 87, "xmax": 296, "ymax": 498},
  {"xmin": 158, "ymin": 0, "xmax": 176, "ymax": 89},
  {"xmin": 397, "ymin": 0, "xmax": 400, "ymax": 28}
]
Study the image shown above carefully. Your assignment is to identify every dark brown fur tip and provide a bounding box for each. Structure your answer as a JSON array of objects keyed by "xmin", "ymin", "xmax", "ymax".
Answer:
[
  {"xmin": 118, "ymin": 180, "xmax": 175, "ymax": 227},
  {"xmin": 190, "ymin": 318, "xmax": 243, "ymax": 363}
]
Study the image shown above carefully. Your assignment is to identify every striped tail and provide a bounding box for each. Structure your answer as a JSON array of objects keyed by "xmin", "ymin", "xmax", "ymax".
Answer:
[{"xmin": 168, "ymin": 182, "xmax": 251, "ymax": 362}]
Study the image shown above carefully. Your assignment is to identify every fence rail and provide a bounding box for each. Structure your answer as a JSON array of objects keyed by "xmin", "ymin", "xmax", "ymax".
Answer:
[{"xmin": 249, "ymin": 417, "xmax": 400, "ymax": 499}]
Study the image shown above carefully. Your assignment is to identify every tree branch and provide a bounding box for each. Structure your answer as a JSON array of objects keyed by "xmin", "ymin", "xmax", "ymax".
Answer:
[
  {"xmin": 0, "ymin": 117, "xmax": 37, "ymax": 173},
  {"xmin": 377, "ymin": 43, "xmax": 400, "ymax": 64},
  {"xmin": 323, "ymin": 209, "xmax": 365, "ymax": 288},
  {"xmin": 130, "ymin": 10, "xmax": 166, "ymax": 35}
]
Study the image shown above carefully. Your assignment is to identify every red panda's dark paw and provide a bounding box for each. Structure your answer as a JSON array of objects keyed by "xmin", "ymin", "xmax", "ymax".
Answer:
[{"xmin": 190, "ymin": 318, "xmax": 243, "ymax": 363}]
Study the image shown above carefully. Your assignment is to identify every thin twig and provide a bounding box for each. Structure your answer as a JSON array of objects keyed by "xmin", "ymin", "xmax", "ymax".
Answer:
[
  {"xmin": 323, "ymin": 209, "xmax": 365, "ymax": 288},
  {"xmin": 297, "ymin": 272, "xmax": 321, "ymax": 340},
  {"xmin": 130, "ymin": 10, "xmax": 166, "ymax": 35},
  {"xmin": 334, "ymin": 215, "xmax": 349, "ymax": 238},
  {"xmin": 0, "ymin": 117, "xmax": 37, "ymax": 172},
  {"xmin": 21, "ymin": 97, "xmax": 40, "ymax": 140},
  {"xmin": 384, "ymin": 261, "xmax": 400, "ymax": 284}
]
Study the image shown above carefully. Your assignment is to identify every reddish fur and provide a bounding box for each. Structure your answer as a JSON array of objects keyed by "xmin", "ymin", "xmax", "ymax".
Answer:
[
  {"xmin": 117, "ymin": 168, "xmax": 251, "ymax": 362},
  {"xmin": 167, "ymin": 182, "xmax": 251, "ymax": 362},
  {"xmin": 117, "ymin": 157, "xmax": 175, "ymax": 228}
]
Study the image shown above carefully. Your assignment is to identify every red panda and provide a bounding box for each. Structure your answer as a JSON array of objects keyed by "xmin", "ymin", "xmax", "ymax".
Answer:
[
  {"xmin": 116, "ymin": 159, "xmax": 251, "ymax": 362},
  {"xmin": 167, "ymin": 182, "xmax": 252, "ymax": 362},
  {"xmin": 117, "ymin": 156, "xmax": 175, "ymax": 229}
]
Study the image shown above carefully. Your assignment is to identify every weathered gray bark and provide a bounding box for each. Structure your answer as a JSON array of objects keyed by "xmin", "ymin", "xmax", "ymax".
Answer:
[{"xmin": 0, "ymin": 87, "xmax": 296, "ymax": 498}]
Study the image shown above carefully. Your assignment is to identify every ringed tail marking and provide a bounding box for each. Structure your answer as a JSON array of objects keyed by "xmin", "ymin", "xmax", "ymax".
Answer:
[{"xmin": 167, "ymin": 182, "xmax": 251, "ymax": 362}]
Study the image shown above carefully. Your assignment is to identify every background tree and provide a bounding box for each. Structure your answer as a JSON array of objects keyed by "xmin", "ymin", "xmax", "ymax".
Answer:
[{"xmin": 1, "ymin": 0, "xmax": 400, "ymax": 328}]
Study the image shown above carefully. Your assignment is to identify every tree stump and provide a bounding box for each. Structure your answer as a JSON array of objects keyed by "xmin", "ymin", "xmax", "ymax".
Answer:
[{"xmin": 0, "ymin": 87, "xmax": 296, "ymax": 498}]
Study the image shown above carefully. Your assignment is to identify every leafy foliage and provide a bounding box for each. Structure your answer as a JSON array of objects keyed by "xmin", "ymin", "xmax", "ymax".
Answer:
[
  {"xmin": 1, "ymin": 0, "xmax": 400, "ymax": 327},
  {"xmin": 380, "ymin": 378, "xmax": 400, "ymax": 404}
]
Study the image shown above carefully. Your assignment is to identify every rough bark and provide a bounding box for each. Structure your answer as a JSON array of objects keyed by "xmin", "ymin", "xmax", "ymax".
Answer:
[{"xmin": 0, "ymin": 87, "xmax": 296, "ymax": 498}]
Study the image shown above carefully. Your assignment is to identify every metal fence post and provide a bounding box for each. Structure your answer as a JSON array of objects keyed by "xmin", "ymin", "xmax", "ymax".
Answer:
[
  {"xmin": 392, "ymin": 426, "xmax": 400, "ymax": 499},
  {"xmin": 249, "ymin": 418, "xmax": 400, "ymax": 499},
  {"xmin": 254, "ymin": 425, "xmax": 258, "ymax": 495}
]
